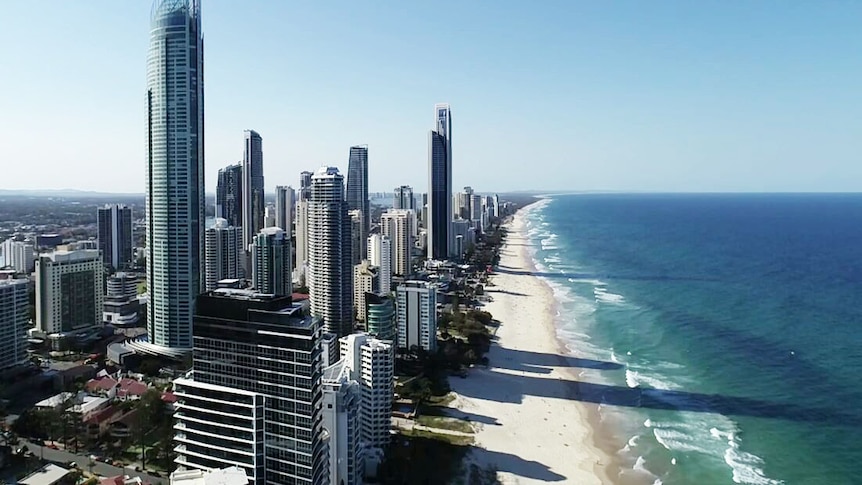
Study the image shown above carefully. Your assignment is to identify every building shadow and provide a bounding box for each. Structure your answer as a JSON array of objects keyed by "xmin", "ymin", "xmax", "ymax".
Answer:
[
  {"xmin": 492, "ymin": 345, "xmax": 623, "ymax": 375},
  {"xmin": 485, "ymin": 288, "xmax": 529, "ymax": 297},
  {"xmin": 493, "ymin": 267, "xmax": 717, "ymax": 283},
  {"xmin": 455, "ymin": 368, "xmax": 862, "ymax": 427},
  {"xmin": 469, "ymin": 447, "xmax": 567, "ymax": 482},
  {"xmin": 440, "ymin": 409, "xmax": 501, "ymax": 426}
]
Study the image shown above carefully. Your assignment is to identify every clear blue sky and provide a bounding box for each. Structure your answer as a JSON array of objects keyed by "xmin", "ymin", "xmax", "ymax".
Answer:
[{"xmin": 1, "ymin": 1, "xmax": 860, "ymax": 194}]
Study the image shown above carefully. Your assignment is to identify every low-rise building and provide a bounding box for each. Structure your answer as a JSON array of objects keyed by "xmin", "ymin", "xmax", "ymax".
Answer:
[
  {"xmin": 169, "ymin": 466, "xmax": 249, "ymax": 484},
  {"xmin": 19, "ymin": 464, "xmax": 75, "ymax": 485}
]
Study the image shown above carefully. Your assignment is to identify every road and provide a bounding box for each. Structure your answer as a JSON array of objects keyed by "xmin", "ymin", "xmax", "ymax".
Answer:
[{"xmin": 22, "ymin": 440, "xmax": 167, "ymax": 484}]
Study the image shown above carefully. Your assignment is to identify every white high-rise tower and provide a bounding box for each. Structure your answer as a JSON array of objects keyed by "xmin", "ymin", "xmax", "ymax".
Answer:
[
  {"xmin": 145, "ymin": 0, "xmax": 204, "ymax": 353},
  {"xmin": 308, "ymin": 167, "xmax": 353, "ymax": 337}
]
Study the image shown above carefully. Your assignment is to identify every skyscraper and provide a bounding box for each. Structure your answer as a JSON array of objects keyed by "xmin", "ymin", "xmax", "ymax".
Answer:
[
  {"xmin": 380, "ymin": 209, "xmax": 414, "ymax": 277},
  {"xmin": 145, "ymin": 0, "xmax": 204, "ymax": 352},
  {"xmin": 275, "ymin": 185, "xmax": 295, "ymax": 238},
  {"xmin": 308, "ymin": 167, "xmax": 353, "ymax": 337},
  {"xmin": 365, "ymin": 293, "xmax": 395, "ymax": 342},
  {"xmin": 242, "ymin": 130, "xmax": 264, "ymax": 252},
  {"xmin": 396, "ymin": 281, "xmax": 438, "ymax": 352},
  {"xmin": 97, "ymin": 204, "xmax": 133, "ymax": 271},
  {"xmin": 321, "ymin": 362, "xmax": 363, "ymax": 485},
  {"xmin": 36, "ymin": 248, "xmax": 105, "ymax": 335},
  {"xmin": 367, "ymin": 234, "xmax": 392, "ymax": 295},
  {"xmin": 353, "ymin": 261, "xmax": 378, "ymax": 322},
  {"xmin": 428, "ymin": 103, "xmax": 452, "ymax": 260},
  {"xmin": 173, "ymin": 289, "xmax": 328, "ymax": 484},
  {"xmin": 299, "ymin": 171, "xmax": 313, "ymax": 201},
  {"xmin": 252, "ymin": 227, "xmax": 292, "ymax": 296},
  {"xmin": 346, "ymin": 145, "xmax": 369, "ymax": 260},
  {"xmin": 295, "ymin": 199, "xmax": 309, "ymax": 286},
  {"xmin": 348, "ymin": 210, "xmax": 362, "ymax": 267},
  {"xmin": 204, "ymin": 218, "xmax": 243, "ymax": 291},
  {"xmin": 216, "ymin": 163, "xmax": 243, "ymax": 227},
  {"xmin": 0, "ymin": 279, "xmax": 29, "ymax": 373},
  {"xmin": 339, "ymin": 333, "xmax": 394, "ymax": 452},
  {"xmin": 1, "ymin": 239, "xmax": 34, "ymax": 274},
  {"xmin": 394, "ymin": 185, "xmax": 415, "ymax": 210}
]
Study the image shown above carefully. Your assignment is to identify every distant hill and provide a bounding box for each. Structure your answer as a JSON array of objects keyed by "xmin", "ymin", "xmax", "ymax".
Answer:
[{"xmin": 0, "ymin": 189, "xmax": 144, "ymax": 198}]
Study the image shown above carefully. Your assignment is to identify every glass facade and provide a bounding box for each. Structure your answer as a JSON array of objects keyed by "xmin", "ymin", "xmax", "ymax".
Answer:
[
  {"xmin": 427, "ymin": 104, "xmax": 452, "ymax": 260},
  {"xmin": 146, "ymin": 0, "xmax": 205, "ymax": 351}
]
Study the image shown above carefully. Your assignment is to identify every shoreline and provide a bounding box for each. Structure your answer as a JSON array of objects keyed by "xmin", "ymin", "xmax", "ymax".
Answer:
[{"xmin": 448, "ymin": 204, "xmax": 618, "ymax": 484}]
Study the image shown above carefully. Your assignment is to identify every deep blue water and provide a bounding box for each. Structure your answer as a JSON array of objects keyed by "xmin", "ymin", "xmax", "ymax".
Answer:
[{"xmin": 523, "ymin": 193, "xmax": 862, "ymax": 484}]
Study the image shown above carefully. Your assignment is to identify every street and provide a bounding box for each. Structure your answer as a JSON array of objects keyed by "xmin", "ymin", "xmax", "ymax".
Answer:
[{"xmin": 21, "ymin": 440, "xmax": 167, "ymax": 485}]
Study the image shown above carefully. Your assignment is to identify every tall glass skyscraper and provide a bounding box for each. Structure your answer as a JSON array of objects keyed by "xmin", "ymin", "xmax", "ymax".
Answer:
[
  {"xmin": 145, "ymin": 0, "xmax": 204, "ymax": 353},
  {"xmin": 216, "ymin": 163, "xmax": 242, "ymax": 227},
  {"xmin": 242, "ymin": 130, "xmax": 265, "ymax": 252},
  {"xmin": 346, "ymin": 145, "xmax": 369, "ymax": 260},
  {"xmin": 427, "ymin": 103, "xmax": 452, "ymax": 260}
]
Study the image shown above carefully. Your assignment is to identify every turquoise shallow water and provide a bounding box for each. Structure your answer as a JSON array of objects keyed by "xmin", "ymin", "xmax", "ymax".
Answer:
[{"xmin": 522, "ymin": 194, "xmax": 862, "ymax": 485}]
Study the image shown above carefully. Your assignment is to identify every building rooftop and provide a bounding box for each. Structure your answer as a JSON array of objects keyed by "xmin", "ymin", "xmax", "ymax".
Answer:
[
  {"xmin": 169, "ymin": 466, "xmax": 248, "ymax": 485},
  {"xmin": 19, "ymin": 464, "xmax": 72, "ymax": 485},
  {"xmin": 35, "ymin": 392, "xmax": 74, "ymax": 409}
]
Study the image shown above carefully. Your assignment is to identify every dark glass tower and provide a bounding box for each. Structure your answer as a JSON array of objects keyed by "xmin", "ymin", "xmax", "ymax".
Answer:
[
  {"xmin": 216, "ymin": 163, "xmax": 243, "ymax": 227},
  {"xmin": 97, "ymin": 204, "xmax": 133, "ymax": 271},
  {"xmin": 427, "ymin": 104, "xmax": 452, "ymax": 260},
  {"xmin": 242, "ymin": 129, "xmax": 265, "ymax": 252},
  {"xmin": 346, "ymin": 145, "xmax": 369, "ymax": 260}
]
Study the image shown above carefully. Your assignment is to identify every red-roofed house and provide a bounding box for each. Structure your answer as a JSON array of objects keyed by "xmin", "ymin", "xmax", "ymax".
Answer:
[
  {"xmin": 160, "ymin": 392, "xmax": 177, "ymax": 413},
  {"xmin": 83, "ymin": 405, "xmax": 122, "ymax": 440},
  {"xmin": 85, "ymin": 377, "xmax": 119, "ymax": 398},
  {"xmin": 116, "ymin": 378, "xmax": 149, "ymax": 400}
]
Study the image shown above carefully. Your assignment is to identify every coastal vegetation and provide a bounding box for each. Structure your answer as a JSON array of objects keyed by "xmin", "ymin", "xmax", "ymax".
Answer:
[{"xmin": 384, "ymin": 218, "xmax": 514, "ymax": 484}]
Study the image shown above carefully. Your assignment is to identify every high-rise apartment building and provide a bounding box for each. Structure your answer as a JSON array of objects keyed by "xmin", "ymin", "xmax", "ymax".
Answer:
[
  {"xmin": 294, "ymin": 199, "xmax": 309, "ymax": 286},
  {"xmin": 470, "ymin": 194, "xmax": 484, "ymax": 227},
  {"xmin": 1, "ymin": 239, "xmax": 34, "ymax": 274},
  {"xmin": 428, "ymin": 104, "xmax": 452, "ymax": 260},
  {"xmin": 299, "ymin": 171, "xmax": 313, "ymax": 201},
  {"xmin": 353, "ymin": 261, "xmax": 378, "ymax": 322},
  {"xmin": 339, "ymin": 334, "xmax": 394, "ymax": 452},
  {"xmin": 346, "ymin": 145, "xmax": 369, "ymax": 261},
  {"xmin": 252, "ymin": 227, "xmax": 292, "ymax": 296},
  {"xmin": 264, "ymin": 204, "xmax": 277, "ymax": 229},
  {"xmin": 36, "ymin": 248, "xmax": 104, "ymax": 335},
  {"xmin": 365, "ymin": 293, "xmax": 395, "ymax": 342},
  {"xmin": 242, "ymin": 130, "xmax": 265, "ymax": 252},
  {"xmin": 348, "ymin": 210, "xmax": 362, "ymax": 267},
  {"xmin": 0, "ymin": 279, "xmax": 29, "ymax": 372},
  {"xmin": 321, "ymin": 361, "xmax": 363, "ymax": 485},
  {"xmin": 103, "ymin": 272, "xmax": 140, "ymax": 327},
  {"xmin": 396, "ymin": 281, "xmax": 437, "ymax": 352},
  {"xmin": 97, "ymin": 204, "xmax": 133, "ymax": 271},
  {"xmin": 394, "ymin": 185, "xmax": 415, "ymax": 211},
  {"xmin": 204, "ymin": 219, "xmax": 243, "ymax": 291},
  {"xmin": 146, "ymin": 0, "xmax": 205, "ymax": 352},
  {"xmin": 216, "ymin": 163, "xmax": 243, "ymax": 227},
  {"xmin": 367, "ymin": 234, "xmax": 392, "ymax": 295},
  {"xmin": 275, "ymin": 185, "xmax": 295, "ymax": 238},
  {"xmin": 308, "ymin": 167, "xmax": 353, "ymax": 337},
  {"xmin": 380, "ymin": 209, "xmax": 414, "ymax": 277},
  {"xmin": 173, "ymin": 290, "xmax": 327, "ymax": 484}
]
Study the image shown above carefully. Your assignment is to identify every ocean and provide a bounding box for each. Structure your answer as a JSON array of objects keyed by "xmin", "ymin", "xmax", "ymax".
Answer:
[{"xmin": 522, "ymin": 193, "xmax": 862, "ymax": 485}]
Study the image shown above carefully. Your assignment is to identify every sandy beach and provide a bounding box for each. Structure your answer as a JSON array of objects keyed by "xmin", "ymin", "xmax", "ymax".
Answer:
[{"xmin": 449, "ymin": 207, "xmax": 614, "ymax": 484}]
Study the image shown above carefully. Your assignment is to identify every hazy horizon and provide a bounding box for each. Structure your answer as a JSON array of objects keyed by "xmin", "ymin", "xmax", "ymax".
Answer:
[{"xmin": 1, "ymin": 1, "xmax": 859, "ymax": 194}]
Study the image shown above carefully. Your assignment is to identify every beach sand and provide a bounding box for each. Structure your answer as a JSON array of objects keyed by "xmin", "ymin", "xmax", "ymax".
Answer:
[{"xmin": 449, "ymin": 208, "xmax": 615, "ymax": 484}]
